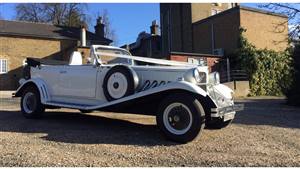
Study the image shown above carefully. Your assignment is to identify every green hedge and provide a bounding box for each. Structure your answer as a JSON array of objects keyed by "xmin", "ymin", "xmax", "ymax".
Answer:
[
  {"xmin": 232, "ymin": 28, "xmax": 293, "ymax": 96},
  {"xmin": 286, "ymin": 43, "xmax": 300, "ymax": 106}
]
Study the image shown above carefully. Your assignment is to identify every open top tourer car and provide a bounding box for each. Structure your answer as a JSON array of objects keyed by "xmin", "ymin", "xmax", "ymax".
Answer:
[{"xmin": 13, "ymin": 45, "xmax": 243, "ymax": 143}]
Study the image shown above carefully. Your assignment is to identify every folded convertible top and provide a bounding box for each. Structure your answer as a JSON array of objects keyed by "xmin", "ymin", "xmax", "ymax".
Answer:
[{"xmin": 26, "ymin": 57, "xmax": 68, "ymax": 67}]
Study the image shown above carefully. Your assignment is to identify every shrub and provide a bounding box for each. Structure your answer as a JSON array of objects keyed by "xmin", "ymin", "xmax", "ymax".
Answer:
[{"xmin": 232, "ymin": 28, "xmax": 293, "ymax": 96}]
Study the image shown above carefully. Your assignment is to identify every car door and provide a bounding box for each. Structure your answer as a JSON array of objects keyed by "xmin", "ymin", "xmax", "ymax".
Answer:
[{"xmin": 57, "ymin": 65, "xmax": 99, "ymax": 98}]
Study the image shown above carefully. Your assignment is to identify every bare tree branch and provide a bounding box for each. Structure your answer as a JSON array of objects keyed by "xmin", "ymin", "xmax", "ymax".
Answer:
[
  {"xmin": 15, "ymin": 3, "xmax": 90, "ymax": 28},
  {"xmin": 96, "ymin": 9, "xmax": 118, "ymax": 45},
  {"xmin": 260, "ymin": 3, "xmax": 300, "ymax": 40}
]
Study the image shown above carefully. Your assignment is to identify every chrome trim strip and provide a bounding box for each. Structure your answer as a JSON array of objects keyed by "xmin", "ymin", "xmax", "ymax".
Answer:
[{"xmin": 210, "ymin": 104, "xmax": 244, "ymax": 118}]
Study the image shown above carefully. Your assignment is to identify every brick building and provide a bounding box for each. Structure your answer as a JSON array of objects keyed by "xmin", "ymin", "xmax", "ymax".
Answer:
[
  {"xmin": 0, "ymin": 19, "xmax": 112, "ymax": 90},
  {"xmin": 160, "ymin": 4, "xmax": 288, "ymax": 57}
]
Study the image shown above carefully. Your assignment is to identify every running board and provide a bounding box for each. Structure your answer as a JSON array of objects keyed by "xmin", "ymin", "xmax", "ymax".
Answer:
[
  {"xmin": 44, "ymin": 101, "xmax": 97, "ymax": 110},
  {"xmin": 43, "ymin": 81, "xmax": 207, "ymax": 110}
]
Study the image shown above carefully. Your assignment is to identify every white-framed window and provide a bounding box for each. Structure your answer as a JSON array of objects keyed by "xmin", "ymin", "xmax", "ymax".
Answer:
[
  {"xmin": 211, "ymin": 9, "xmax": 217, "ymax": 16},
  {"xmin": 188, "ymin": 58, "xmax": 206, "ymax": 66},
  {"xmin": 0, "ymin": 59, "xmax": 8, "ymax": 74},
  {"xmin": 212, "ymin": 3, "xmax": 222, "ymax": 7},
  {"xmin": 211, "ymin": 9, "xmax": 222, "ymax": 16}
]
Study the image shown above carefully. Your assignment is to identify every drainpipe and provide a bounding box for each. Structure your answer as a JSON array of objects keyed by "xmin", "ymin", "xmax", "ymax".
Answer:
[
  {"xmin": 227, "ymin": 57, "xmax": 231, "ymax": 82},
  {"xmin": 211, "ymin": 23, "xmax": 215, "ymax": 54}
]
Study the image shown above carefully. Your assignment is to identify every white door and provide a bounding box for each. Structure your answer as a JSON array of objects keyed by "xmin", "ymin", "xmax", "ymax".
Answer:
[{"xmin": 57, "ymin": 65, "xmax": 98, "ymax": 98}]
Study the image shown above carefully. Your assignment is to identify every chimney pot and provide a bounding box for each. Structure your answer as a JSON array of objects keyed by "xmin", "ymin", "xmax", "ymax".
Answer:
[
  {"xmin": 150, "ymin": 20, "xmax": 159, "ymax": 35},
  {"xmin": 97, "ymin": 17, "xmax": 103, "ymax": 24},
  {"xmin": 95, "ymin": 16, "xmax": 105, "ymax": 38},
  {"xmin": 152, "ymin": 20, "xmax": 157, "ymax": 26}
]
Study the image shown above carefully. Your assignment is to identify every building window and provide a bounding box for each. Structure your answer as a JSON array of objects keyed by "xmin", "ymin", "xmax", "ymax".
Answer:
[
  {"xmin": 211, "ymin": 9, "xmax": 222, "ymax": 16},
  {"xmin": 188, "ymin": 57, "xmax": 206, "ymax": 66},
  {"xmin": 212, "ymin": 3, "xmax": 222, "ymax": 7},
  {"xmin": 0, "ymin": 59, "xmax": 8, "ymax": 74}
]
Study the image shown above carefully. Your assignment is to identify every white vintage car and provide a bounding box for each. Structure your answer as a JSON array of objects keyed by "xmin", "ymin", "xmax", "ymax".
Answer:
[{"xmin": 13, "ymin": 45, "xmax": 243, "ymax": 143}]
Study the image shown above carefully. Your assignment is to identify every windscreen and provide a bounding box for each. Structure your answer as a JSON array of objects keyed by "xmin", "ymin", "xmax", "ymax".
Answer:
[{"xmin": 95, "ymin": 47, "xmax": 133, "ymax": 65}]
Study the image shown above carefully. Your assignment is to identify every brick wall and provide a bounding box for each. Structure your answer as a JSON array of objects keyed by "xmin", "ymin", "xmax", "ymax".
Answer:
[
  {"xmin": 240, "ymin": 8, "xmax": 288, "ymax": 52},
  {"xmin": 170, "ymin": 55, "xmax": 187, "ymax": 62},
  {"xmin": 207, "ymin": 57, "xmax": 221, "ymax": 72},
  {"xmin": 192, "ymin": 7, "xmax": 288, "ymax": 55},
  {"xmin": 0, "ymin": 36, "xmax": 77, "ymax": 90},
  {"xmin": 191, "ymin": 3, "xmax": 234, "ymax": 23},
  {"xmin": 76, "ymin": 47, "xmax": 91, "ymax": 64},
  {"xmin": 170, "ymin": 54, "xmax": 221, "ymax": 72}
]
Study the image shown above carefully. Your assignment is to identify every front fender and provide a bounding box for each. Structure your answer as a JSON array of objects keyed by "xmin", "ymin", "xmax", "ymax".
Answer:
[
  {"xmin": 159, "ymin": 81, "xmax": 208, "ymax": 97},
  {"xmin": 13, "ymin": 78, "xmax": 50, "ymax": 104},
  {"xmin": 211, "ymin": 83, "xmax": 234, "ymax": 100}
]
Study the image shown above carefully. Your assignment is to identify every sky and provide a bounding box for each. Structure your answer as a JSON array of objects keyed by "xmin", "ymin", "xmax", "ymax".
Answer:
[
  {"xmin": 0, "ymin": 3, "xmax": 265, "ymax": 46},
  {"xmin": 0, "ymin": 3, "xmax": 161, "ymax": 46}
]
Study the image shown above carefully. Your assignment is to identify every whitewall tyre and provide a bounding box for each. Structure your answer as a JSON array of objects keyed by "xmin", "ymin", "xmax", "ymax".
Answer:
[
  {"xmin": 103, "ymin": 66, "xmax": 136, "ymax": 101},
  {"xmin": 21, "ymin": 86, "xmax": 45, "ymax": 119},
  {"xmin": 157, "ymin": 92, "xmax": 205, "ymax": 143}
]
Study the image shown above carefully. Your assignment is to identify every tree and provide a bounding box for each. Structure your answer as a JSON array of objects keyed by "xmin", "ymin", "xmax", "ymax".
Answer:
[
  {"xmin": 286, "ymin": 42, "xmax": 300, "ymax": 106},
  {"xmin": 0, "ymin": 4, "xmax": 3, "ymax": 19},
  {"xmin": 15, "ymin": 3, "xmax": 90, "ymax": 28},
  {"xmin": 16, "ymin": 4, "xmax": 45, "ymax": 22},
  {"xmin": 96, "ymin": 9, "xmax": 118, "ymax": 45},
  {"xmin": 259, "ymin": 4, "xmax": 300, "ymax": 105}
]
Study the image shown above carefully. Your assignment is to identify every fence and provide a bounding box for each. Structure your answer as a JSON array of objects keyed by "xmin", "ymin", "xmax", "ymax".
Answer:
[{"xmin": 220, "ymin": 69, "xmax": 249, "ymax": 83}]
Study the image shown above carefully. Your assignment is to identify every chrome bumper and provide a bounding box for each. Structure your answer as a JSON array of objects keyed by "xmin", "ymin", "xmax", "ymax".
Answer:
[{"xmin": 210, "ymin": 104, "xmax": 244, "ymax": 118}]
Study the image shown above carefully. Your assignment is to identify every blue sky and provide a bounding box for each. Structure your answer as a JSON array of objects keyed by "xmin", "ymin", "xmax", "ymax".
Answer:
[{"xmin": 0, "ymin": 3, "xmax": 262, "ymax": 46}]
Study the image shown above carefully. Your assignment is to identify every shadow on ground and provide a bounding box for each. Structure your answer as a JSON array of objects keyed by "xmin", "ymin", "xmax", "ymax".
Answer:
[
  {"xmin": 233, "ymin": 99, "xmax": 300, "ymax": 129},
  {"xmin": 0, "ymin": 110, "xmax": 177, "ymax": 146},
  {"xmin": 0, "ymin": 98, "xmax": 299, "ymax": 146}
]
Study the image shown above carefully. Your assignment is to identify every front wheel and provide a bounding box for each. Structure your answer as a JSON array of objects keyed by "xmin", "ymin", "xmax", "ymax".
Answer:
[
  {"xmin": 21, "ymin": 86, "xmax": 45, "ymax": 119},
  {"xmin": 156, "ymin": 93, "xmax": 205, "ymax": 143}
]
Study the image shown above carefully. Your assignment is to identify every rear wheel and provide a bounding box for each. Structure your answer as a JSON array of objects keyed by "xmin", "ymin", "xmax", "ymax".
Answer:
[
  {"xmin": 156, "ymin": 93, "xmax": 205, "ymax": 143},
  {"xmin": 21, "ymin": 86, "xmax": 45, "ymax": 119}
]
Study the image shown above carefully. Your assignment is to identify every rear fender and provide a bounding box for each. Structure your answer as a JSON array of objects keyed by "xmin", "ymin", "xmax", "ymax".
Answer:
[{"xmin": 13, "ymin": 78, "xmax": 50, "ymax": 104}]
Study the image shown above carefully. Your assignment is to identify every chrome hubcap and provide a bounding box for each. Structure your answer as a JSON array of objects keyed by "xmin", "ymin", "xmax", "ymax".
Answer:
[
  {"xmin": 107, "ymin": 72, "xmax": 128, "ymax": 99},
  {"xmin": 23, "ymin": 92, "xmax": 36, "ymax": 114},
  {"xmin": 163, "ymin": 103, "xmax": 193, "ymax": 135}
]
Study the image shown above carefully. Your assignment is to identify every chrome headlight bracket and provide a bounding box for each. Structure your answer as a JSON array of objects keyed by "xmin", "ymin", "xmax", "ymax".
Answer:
[
  {"xmin": 193, "ymin": 68, "xmax": 206, "ymax": 83},
  {"xmin": 209, "ymin": 72, "xmax": 220, "ymax": 84}
]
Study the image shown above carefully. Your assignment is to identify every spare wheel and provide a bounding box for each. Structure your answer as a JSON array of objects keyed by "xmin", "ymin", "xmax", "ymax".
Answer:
[{"xmin": 103, "ymin": 66, "xmax": 137, "ymax": 101}]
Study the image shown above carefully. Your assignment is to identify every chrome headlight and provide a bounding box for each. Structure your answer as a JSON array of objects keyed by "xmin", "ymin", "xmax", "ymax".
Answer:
[
  {"xmin": 193, "ymin": 69, "xmax": 206, "ymax": 83},
  {"xmin": 209, "ymin": 72, "xmax": 220, "ymax": 84}
]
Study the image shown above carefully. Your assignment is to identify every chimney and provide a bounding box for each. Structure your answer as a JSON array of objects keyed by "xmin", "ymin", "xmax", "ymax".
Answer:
[
  {"xmin": 80, "ymin": 25, "xmax": 86, "ymax": 47},
  {"xmin": 150, "ymin": 20, "xmax": 159, "ymax": 35},
  {"xmin": 94, "ymin": 17, "xmax": 105, "ymax": 38}
]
